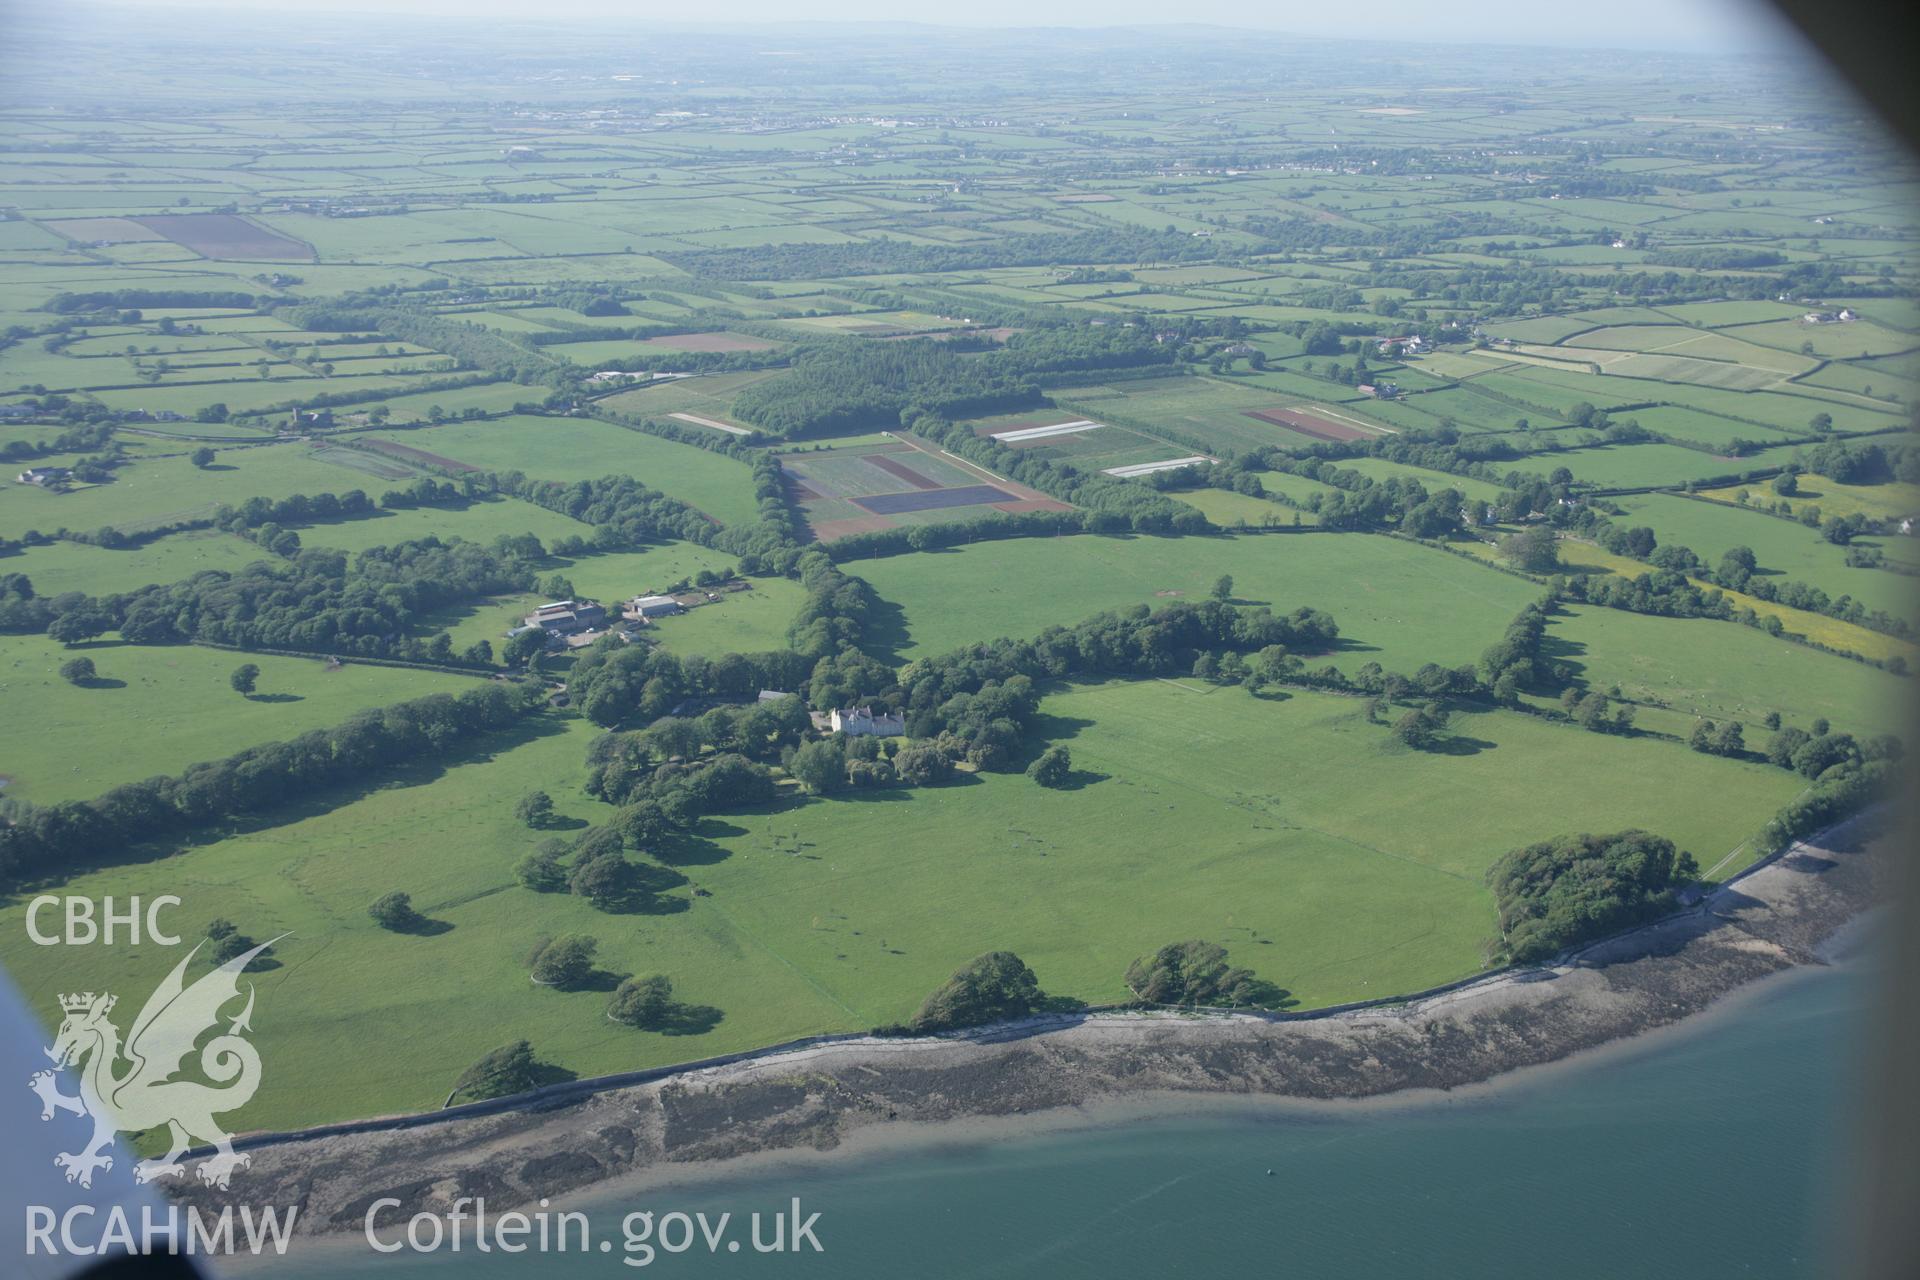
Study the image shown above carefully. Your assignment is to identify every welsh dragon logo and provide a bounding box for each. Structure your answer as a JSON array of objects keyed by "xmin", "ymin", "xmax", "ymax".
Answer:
[{"xmin": 28, "ymin": 938, "xmax": 275, "ymax": 1190}]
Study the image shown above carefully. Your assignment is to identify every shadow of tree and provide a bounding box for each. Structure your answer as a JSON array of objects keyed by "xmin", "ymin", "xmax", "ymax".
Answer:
[
  {"xmin": 657, "ymin": 1003, "xmax": 725, "ymax": 1036},
  {"xmin": 651, "ymin": 832, "xmax": 733, "ymax": 866},
  {"xmin": 41, "ymin": 715, "xmax": 575, "ymax": 885},
  {"xmin": 587, "ymin": 861, "xmax": 693, "ymax": 915},
  {"xmin": 833, "ymin": 786, "xmax": 916, "ymax": 803},
  {"xmin": 529, "ymin": 1060, "xmax": 578, "ymax": 1088},
  {"xmin": 858, "ymin": 593, "xmax": 914, "ymax": 666},
  {"xmin": 389, "ymin": 915, "xmax": 454, "ymax": 937}
]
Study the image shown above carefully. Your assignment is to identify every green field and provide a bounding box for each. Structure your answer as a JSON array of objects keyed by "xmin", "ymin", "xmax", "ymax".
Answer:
[
  {"xmin": 1556, "ymin": 441, "xmax": 1803, "ymax": 490},
  {"xmin": 0, "ymin": 444, "xmax": 402, "ymax": 539},
  {"xmin": 1544, "ymin": 604, "xmax": 1909, "ymax": 735},
  {"xmin": 1543, "ymin": 538, "xmax": 1920, "ymax": 666},
  {"xmin": 363, "ymin": 417, "xmax": 763, "ymax": 526},
  {"xmin": 646, "ymin": 578, "xmax": 809, "ymax": 655},
  {"xmin": 281, "ymin": 495, "xmax": 591, "ymax": 556},
  {"xmin": 2, "ymin": 527, "xmax": 266, "ymax": 595},
  {"xmin": 1334, "ymin": 457, "xmax": 1510, "ymax": 502},
  {"xmin": 0, "ymin": 20, "xmax": 1910, "ymax": 1144},
  {"xmin": 856, "ymin": 532, "xmax": 1541, "ymax": 668},
  {"xmin": 0, "ymin": 632, "xmax": 466, "ymax": 804},
  {"xmin": 1171, "ymin": 487, "xmax": 1303, "ymax": 527},
  {"xmin": 1604, "ymin": 492, "xmax": 1916, "ymax": 624},
  {"xmin": 0, "ymin": 679, "xmax": 1799, "ymax": 1130},
  {"xmin": 1697, "ymin": 477, "xmax": 1920, "ymax": 526}
]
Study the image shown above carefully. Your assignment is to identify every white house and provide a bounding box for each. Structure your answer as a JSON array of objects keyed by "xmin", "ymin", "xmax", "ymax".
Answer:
[
  {"xmin": 830, "ymin": 707, "xmax": 904, "ymax": 736},
  {"xmin": 625, "ymin": 594, "xmax": 685, "ymax": 620}
]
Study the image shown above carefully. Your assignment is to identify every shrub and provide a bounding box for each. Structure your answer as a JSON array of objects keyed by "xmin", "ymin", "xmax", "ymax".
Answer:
[
  {"xmin": 514, "ymin": 789, "xmax": 555, "ymax": 828},
  {"xmin": 514, "ymin": 838, "xmax": 569, "ymax": 891},
  {"xmin": 1391, "ymin": 705, "xmax": 1448, "ymax": 750},
  {"xmin": 203, "ymin": 918, "xmax": 267, "ymax": 965},
  {"xmin": 451, "ymin": 1040, "xmax": 540, "ymax": 1102},
  {"xmin": 368, "ymin": 891, "xmax": 418, "ymax": 931},
  {"xmin": 608, "ymin": 974, "xmax": 674, "ymax": 1028},
  {"xmin": 910, "ymin": 951, "xmax": 1042, "ymax": 1032},
  {"xmin": 1124, "ymin": 940, "xmax": 1280, "ymax": 1008},
  {"xmin": 1026, "ymin": 745, "xmax": 1071, "ymax": 788},
  {"xmin": 527, "ymin": 934, "xmax": 598, "ymax": 989},
  {"xmin": 59, "ymin": 657, "xmax": 96, "ymax": 686}
]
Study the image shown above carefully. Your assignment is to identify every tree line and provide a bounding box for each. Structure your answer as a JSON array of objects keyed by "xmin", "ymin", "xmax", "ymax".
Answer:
[
  {"xmin": 0, "ymin": 682, "xmax": 544, "ymax": 888},
  {"xmin": 4, "ymin": 536, "xmax": 538, "ymax": 667}
]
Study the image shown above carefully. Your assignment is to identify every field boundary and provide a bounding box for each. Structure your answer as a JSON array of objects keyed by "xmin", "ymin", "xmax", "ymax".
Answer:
[{"xmin": 187, "ymin": 639, "xmax": 501, "ymax": 678}]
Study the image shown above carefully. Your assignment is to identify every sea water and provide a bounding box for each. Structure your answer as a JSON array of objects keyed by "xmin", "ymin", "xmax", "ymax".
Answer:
[{"xmin": 265, "ymin": 957, "xmax": 1873, "ymax": 1279}]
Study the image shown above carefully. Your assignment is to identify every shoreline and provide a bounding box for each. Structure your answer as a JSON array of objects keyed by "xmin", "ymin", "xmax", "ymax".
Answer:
[
  {"xmin": 234, "ymin": 954, "xmax": 1870, "ymax": 1273},
  {"xmin": 178, "ymin": 811, "xmax": 1890, "ymax": 1238}
]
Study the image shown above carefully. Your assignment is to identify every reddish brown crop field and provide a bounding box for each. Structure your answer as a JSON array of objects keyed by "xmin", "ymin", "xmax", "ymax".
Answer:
[{"xmin": 132, "ymin": 213, "xmax": 313, "ymax": 261}]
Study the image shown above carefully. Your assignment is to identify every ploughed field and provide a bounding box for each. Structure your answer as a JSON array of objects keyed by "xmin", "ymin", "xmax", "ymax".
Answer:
[{"xmin": 781, "ymin": 437, "xmax": 1070, "ymax": 540}]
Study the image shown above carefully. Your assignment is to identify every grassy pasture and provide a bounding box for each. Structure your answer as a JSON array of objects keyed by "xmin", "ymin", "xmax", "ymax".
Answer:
[
  {"xmin": 361, "ymin": 417, "xmax": 762, "ymax": 526},
  {"xmin": 1728, "ymin": 317, "xmax": 1917, "ymax": 359},
  {"xmin": 1655, "ymin": 301, "xmax": 1812, "ymax": 327},
  {"xmin": 1556, "ymin": 441, "xmax": 1803, "ymax": 489},
  {"xmin": 1696, "ymin": 478, "xmax": 1920, "ymax": 526},
  {"xmin": 1570, "ymin": 324, "xmax": 1818, "ymax": 376},
  {"xmin": 1544, "ymin": 603, "xmax": 1908, "ymax": 735},
  {"xmin": 0, "ymin": 680, "xmax": 1799, "ymax": 1131},
  {"xmin": 286, "ymin": 495, "xmax": 592, "ymax": 555},
  {"xmin": 598, "ymin": 369, "xmax": 787, "ymax": 424},
  {"xmin": 0, "ymin": 444, "xmax": 409, "ymax": 539},
  {"xmin": 855, "ymin": 532, "xmax": 1541, "ymax": 669},
  {"xmin": 1170, "ymin": 488, "xmax": 1302, "ymax": 527},
  {"xmin": 0, "ymin": 48, "xmax": 1913, "ymax": 1141},
  {"xmin": 1604, "ymin": 491, "xmax": 1915, "ymax": 623},
  {"xmin": 1794, "ymin": 359, "xmax": 1919, "ymax": 403},
  {"xmin": 645, "ymin": 577, "xmax": 809, "ymax": 655},
  {"xmin": 1254, "ymin": 471, "xmax": 1344, "ymax": 508},
  {"xmin": 1332, "ymin": 457, "xmax": 1510, "ymax": 502},
  {"xmin": 1625, "ymin": 405, "xmax": 1796, "ymax": 449},
  {"xmin": 1545, "ymin": 539, "xmax": 1919, "ymax": 665},
  {"xmin": 0, "ymin": 632, "xmax": 465, "ymax": 804},
  {"xmin": 2, "ymin": 528, "xmax": 264, "ymax": 596}
]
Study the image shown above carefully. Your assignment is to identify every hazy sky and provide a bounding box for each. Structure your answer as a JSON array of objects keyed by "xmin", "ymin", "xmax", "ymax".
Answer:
[{"xmin": 86, "ymin": 0, "xmax": 1811, "ymax": 54}]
